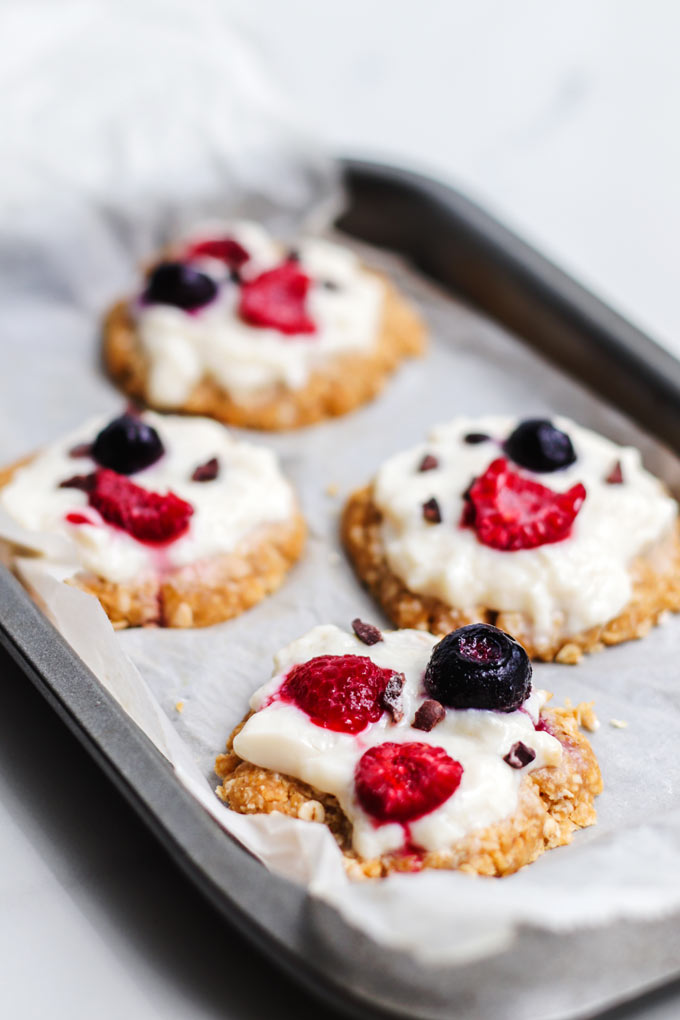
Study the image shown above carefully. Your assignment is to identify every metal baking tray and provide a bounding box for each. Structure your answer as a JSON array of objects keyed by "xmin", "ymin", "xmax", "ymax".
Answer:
[{"xmin": 2, "ymin": 159, "xmax": 680, "ymax": 1020}]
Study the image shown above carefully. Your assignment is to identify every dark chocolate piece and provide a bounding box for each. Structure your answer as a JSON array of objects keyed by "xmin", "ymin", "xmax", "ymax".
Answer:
[
  {"xmin": 422, "ymin": 497, "xmax": 442, "ymax": 523},
  {"xmin": 464, "ymin": 433, "xmax": 491, "ymax": 445},
  {"xmin": 503, "ymin": 741, "xmax": 536, "ymax": 769},
  {"xmin": 381, "ymin": 672, "xmax": 405, "ymax": 723},
  {"xmin": 418, "ymin": 454, "xmax": 439, "ymax": 472},
  {"xmin": 352, "ymin": 618, "xmax": 383, "ymax": 645},
  {"xmin": 58, "ymin": 473, "xmax": 96, "ymax": 492},
  {"xmin": 192, "ymin": 457, "xmax": 220, "ymax": 482},
  {"xmin": 606, "ymin": 460, "xmax": 624, "ymax": 485},
  {"xmin": 69, "ymin": 442, "xmax": 93, "ymax": 458},
  {"xmin": 412, "ymin": 699, "xmax": 446, "ymax": 732}
]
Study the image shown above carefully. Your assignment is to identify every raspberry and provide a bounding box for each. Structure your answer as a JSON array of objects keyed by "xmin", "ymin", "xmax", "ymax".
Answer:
[
  {"xmin": 89, "ymin": 469, "xmax": 193, "ymax": 544},
  {"xmin": 186, "ymin": 237, "xmax": 250, "ymax": 268},
  {"xmin": 462, "ymin": 458, "xmax": 586, "ymax": 551},
  {"xmin": 279, "ymin": 655, "xmax": 395, "ymax": 734},
  {"xmin": 355, "ymin": 742, "xmax": 463, "ymax": 823},
  {"xmin": 239, "ymin": 261, "xmax": 316, "ymax": 335}
]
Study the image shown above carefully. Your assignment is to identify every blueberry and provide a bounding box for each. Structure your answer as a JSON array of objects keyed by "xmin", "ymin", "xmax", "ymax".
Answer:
[
  {"xmin": 424, "ymin": 624, "xmax": 532, "ymax": 712},
  {"xmin": 143, "ymin": 261, "xmax": 217, "ymax": 311},
  {"xmin": 92, "ymin": 413, "xmax": 164, "ymax": 475},
  {"xmin": 504, "ymin": 419, "xmax": 576, "ymax": 473}
]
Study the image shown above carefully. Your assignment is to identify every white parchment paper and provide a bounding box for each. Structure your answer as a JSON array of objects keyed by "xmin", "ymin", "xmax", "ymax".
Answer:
[{"xmin": 3, "ymin": 0, "xmax": 680, "ymax": 972}]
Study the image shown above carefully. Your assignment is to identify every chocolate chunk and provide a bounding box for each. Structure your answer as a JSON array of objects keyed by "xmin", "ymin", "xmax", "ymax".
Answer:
[
  {"xmin": 192, "ymin": 457, "xmax": 219, "ymax": 482},
  {"xmin": 381, "ymin": 672, "xmax": 405, "ymax": 723},
  {"xmin": 229, "ymin": 268, "xmax": 241, "ymax": 284},
  {"xmin": 418, "ymin": 453, "xmax": 439, "ymax": 472},
  {"xmin": 69, "ymin": 442, "xmax": 93, "ymax": 458},
  {"xmin": 413, "ymin": 699, "xmax": 446, "ymax": 732},
  {"xmin": 352, "ymin": 618, "xmax": 383, "ymax": 645},
  {"xmin": 503, "ymin": 741, "xmax": 536, "ymax": 769},
  {"xmin": 58, "ymin": 473, "xmax": 95, "ymax": 492},
  {"xmin": 464, "ymin": 432, "xmax": 491, "ymax": 445},
  {"xmin": 422, "ymin": 497, "xmax": 442, "ymax": 523},
  {"xmin": 322, "ymin": 279, "xmax": 340, "ymax": 291},
  {"xmin": 606, "ymin": 460, "xmax": 624, "ymax": 485},
  {"xmin": 287, "ymin": 248, "xmax": 300, "ymax": 262}
]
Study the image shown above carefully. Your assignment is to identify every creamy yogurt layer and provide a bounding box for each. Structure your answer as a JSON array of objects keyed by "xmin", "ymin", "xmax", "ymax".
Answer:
[
  {"xmin": 234, "ymin": 624, "xmax": 562, "ymax": 860},
  {"xmin": 0, "ymin": 412, "xmax": 295, "ymax": 584},
  {"xmin": 373, "ymin": 416, "xmax": 677, "ymax": 646},
  {"xmin": 135, "ymin": 223, "xmax": 385, "ymax": 406}
]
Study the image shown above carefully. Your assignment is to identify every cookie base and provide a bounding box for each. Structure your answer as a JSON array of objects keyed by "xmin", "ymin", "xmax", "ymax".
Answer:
[
  {"xmin": 103, "ymin": 276, "xmax": 426, "ymax": 430},
  {"xmin": 215, "ymin": 702, "xmax": 602, "ymax": 879},
  {"xmin": 341, "ymin": 485, "xmax": 680, "ymax": 663},
  {"xmin": 69, "ymin": 511, "xmax": 306, "ymax": 628},
  {"xmin": 0, "ymin": 459, "xmax": 306, "ymax": 629}
]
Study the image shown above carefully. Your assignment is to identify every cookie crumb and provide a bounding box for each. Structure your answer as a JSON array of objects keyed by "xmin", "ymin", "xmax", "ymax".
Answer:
[
  {"xmin": 610, "ymin": 718, "xmax": 628, "ymax": 729},
  {"xmin": 575, "ymin": 702, "xmax": 600, "ymax": 732},
  {"xmin": 175, "ymin": 700, "xmax": 184, "ymax": 714},
  {"xmin": 555, "ymin": 642, "xmax": 583, "ymax": 665},
  {"xmin": 325, "ymin": 482, "xmax": 340, "ymax": 497},
  {"xmin": 169, "ymin": 601, "xmax": 194, "ymax": 628},
  {"xmin": 297, "ymin": 800, "xmax": 325, "ymax": 823}
]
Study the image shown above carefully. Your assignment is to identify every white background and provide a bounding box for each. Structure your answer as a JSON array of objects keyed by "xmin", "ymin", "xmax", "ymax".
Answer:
[{"xmin": 3, "ymin": 2, "xmax": 680, "ymax": 1017}]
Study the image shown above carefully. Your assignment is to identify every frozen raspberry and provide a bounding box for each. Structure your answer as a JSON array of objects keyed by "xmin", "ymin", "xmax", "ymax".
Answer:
[
  {"xmin": 92, "ymin": 413, "xmax": 164, "ymax": 475},
  {"xmin": 279, "ymin": 655, "xmax": 395, "ymax": 734},
  {"xmin": 424, "ymin": 623, "xmax": 532, "ymax": 712},
  {"xmin": 504, "ymin": 419, "xmax": 576, "ymax": 473},
  {"xmin": 239, "ymin": 261, "xmax": 316, "ymax": 335},
  {"xmin": 355, "ymin": 742, "xmax": 463, "ymax": 823},
  {"xmin": 185, "ymin": 237, "xmax": 250, "ymax": 268},
  {"xmin": 143, "ymin": 261, "xmax": 217, "ymax": 311},
  {"xmin": 89, "ymin": 469, "xmax": 193, "ymax": 544},
  {"xmin": 463, "ymin": 457, "xmax": 586, "ymax": 551}
]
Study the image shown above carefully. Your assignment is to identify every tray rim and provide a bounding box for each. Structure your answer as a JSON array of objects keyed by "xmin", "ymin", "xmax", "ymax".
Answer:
[{"xmin": 2, "ymin": 157, "xmax": 680, "ymax": 1020}]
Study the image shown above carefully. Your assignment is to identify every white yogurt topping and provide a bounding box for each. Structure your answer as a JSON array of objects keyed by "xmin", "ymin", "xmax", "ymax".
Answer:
[
  {"xmin": 0, "ymin": 412, "xmax": 295, "ymax": 584},
  {"xmin": 373, "ymin": 416, "xmax": 677, "ymax": 648},
  {"xmin": 233, "ymin": 624, "xmax": 562, "ymax": 860},
  {"xmin": 135, "ymin": 222, "xmax": 384, "ymax": 406}
]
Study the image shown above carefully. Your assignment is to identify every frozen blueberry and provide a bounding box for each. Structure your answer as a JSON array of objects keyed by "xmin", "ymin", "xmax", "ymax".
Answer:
[
  {"xmin": 504, "ymin": 419, "xmax": 576, "ymax": 473},
  {"xmin": 424, "ymin": 623, "xmax": 532, "ymax": 712},
  {"xmin": 143, "ymin": 261, "xmax": 217, "ymax": 311},
  {"xmin": 92, "ymin": 413, "xmax": 164, "ymax": 475}
]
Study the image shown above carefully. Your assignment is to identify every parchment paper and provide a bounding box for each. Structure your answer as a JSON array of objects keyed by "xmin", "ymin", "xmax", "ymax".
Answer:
[{"xmin": 3, "ymin": 0, "xmax": 680, "ymax": 975}]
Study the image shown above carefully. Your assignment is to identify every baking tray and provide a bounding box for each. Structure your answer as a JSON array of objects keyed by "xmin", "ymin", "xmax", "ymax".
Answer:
[{"xmin": 2, "ymin": 158, "xmax": 680, "ymax": 1020}]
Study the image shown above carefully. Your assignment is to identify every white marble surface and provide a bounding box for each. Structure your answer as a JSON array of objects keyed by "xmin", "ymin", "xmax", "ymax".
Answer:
[{"xmin": 3, "ymin": 2, "xmax": 680, "ymax": 1017}]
